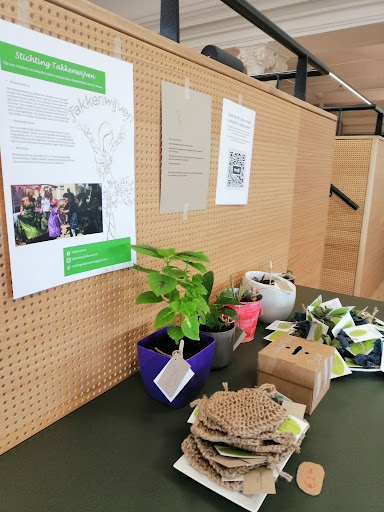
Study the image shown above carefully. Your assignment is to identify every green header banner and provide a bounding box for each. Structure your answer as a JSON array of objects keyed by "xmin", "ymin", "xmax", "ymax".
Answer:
[
  {"xmin": 0, "ymin": 42, "xmax": 105, "ymax": 93},
  {"xmin": 63, "ymin": 238, "xmax": 131, "ymax": 276}
]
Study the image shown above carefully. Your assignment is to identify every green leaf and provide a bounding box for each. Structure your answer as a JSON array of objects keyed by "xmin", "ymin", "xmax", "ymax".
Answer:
[
  {"xmin": 192, "ymin": 274, "xmax": 203, "ymax": 285},
  {"xmin": 136, "ymin": 291, "xmax": 163, "ymax": 304},
  {"xmin": 202, "ymin": 271, "xmax": 214, "ymax": 301},
  {"xmin": 162, "ymin": 266, "xmax": 185, "ymax": 280},
  {"xmin": 157, "ymin": 248, "xmax": 176, "ymax": 258},
  {"xmin": 220, "ymin": 305, "xmax": 238, "ymax": 322},
  {"xmin": 147, "ymin": 272, "xmax": 177, "ymax": 296},
  {"xmin": 169, "ymin": 300, "xmax": 180, "ymax": 312},
  {"xmin": 189, "ymin": 262, "xmax": 207, "ymax": 273},
  {"xmin": 153, "ymin": 307, "xmax": 175, "ymax": 329},
  {"xmin": 167, "ymin": 326, "xmax": 183, "ymax": 343},
  {"xmin": 165, "ymin": 289, "xmax": 180, "ymax": 302},
  {"xmin": 193, "ymin": 297, "xmax": 210, "ymax": 315},
  {"xmin": 181, "ymin": 313, "xmax": 200, "ymax": 340},
  {"xmin": 133, "ymin": 264, "xmax": 154, "ymax": 274},
  {"xmin": 129, "ymin": 244, "xmax": 163, "ymax": 258},
  {"xmin": 172, "ymin": 251, "xmax": 210, "ymax": 263},
  {"xmin": 180, "ymin": 301, "xmax": 195, "ymax": 317}
]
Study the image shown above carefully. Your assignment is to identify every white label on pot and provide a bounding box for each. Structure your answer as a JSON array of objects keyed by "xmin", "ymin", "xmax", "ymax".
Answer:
[{"xmin": 154, "ymin": 353, "xmax": 194, "ymax": 402}]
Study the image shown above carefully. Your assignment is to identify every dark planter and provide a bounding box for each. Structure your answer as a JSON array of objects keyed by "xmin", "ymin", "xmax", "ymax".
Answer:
[
  {"xmin": 200, "ymin": 324, "xmax": 235, "ymax": 370},
  {"xmin": 137, "ymin": 327, "xmax": 215, "ymax": 408}
]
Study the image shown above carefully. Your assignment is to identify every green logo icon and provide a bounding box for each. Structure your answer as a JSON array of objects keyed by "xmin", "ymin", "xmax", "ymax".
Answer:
[
  {"xmin": 349, "ymin": 329, "xmax": 367, "ymax": 337},
  {"xmin": 314, "ymin": 325, "xmax": 323, "ymax": 341},
  {"xmin": 269, "ymin": 331, "xmax": 285, "ymax": 341},
  {"xmin": 278, "ymin": 323, "xmax": 291, "ymax": 330},
  {"xmin": 332, "ymin": 354, "xmax": 344, "ymax": 375},
  {"xmin": 277, "ymin": 417, "xmax": 301, "ymax": 435}
]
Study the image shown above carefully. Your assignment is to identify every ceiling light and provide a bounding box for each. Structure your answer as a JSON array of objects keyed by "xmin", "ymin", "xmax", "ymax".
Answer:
[{"xmin": 329, "ymin": 72, "xmax": 371, "ymax": 105}]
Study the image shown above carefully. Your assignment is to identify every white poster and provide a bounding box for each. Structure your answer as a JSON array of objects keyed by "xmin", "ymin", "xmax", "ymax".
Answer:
[
  {"xmin": 215, "ymin": 98, "xmax": 255, "ymax": 205},
  {"xmin": 0, "ymin": 21, "xmax": 136, "ymax": 299}
]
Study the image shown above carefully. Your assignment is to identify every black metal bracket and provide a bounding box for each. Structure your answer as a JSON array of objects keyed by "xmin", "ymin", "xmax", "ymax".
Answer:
[
  {"xmin": 323, "ymin": 104, "xmax": 384, "ymax": 136},
  {"xmin": 330, "ymin": 184, "xmax": 359, "ymax": 210},
  {"xmin": 160, "ymin": 0, "xmax": 180, "ymax": 43}
]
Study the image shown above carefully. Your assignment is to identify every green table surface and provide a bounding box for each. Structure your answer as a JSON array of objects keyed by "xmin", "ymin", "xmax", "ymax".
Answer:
[{"xmin": 1, "ymin": 286, "xmax": 383, "ymax": 512}]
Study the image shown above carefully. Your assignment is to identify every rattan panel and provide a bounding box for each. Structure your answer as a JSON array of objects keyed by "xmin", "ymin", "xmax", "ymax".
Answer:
[
  {"xmin": 288, "ymin": 109, "xmax": 335, "ymax": 288},
  {"xmin": 0, "ymin": 0, "xmax": 336, "ymax": 454}
]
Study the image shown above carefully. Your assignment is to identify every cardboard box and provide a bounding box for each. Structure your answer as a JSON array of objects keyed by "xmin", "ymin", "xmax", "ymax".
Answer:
[{"xmin": 257, "ymin": 334, "xmax": 335, "ymax": 414}]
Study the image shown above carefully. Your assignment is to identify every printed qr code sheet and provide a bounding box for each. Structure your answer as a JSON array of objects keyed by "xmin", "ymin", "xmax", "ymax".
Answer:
[{"xmin": 227, "ymin": 152, "xmax": 246, "ymax": 188}]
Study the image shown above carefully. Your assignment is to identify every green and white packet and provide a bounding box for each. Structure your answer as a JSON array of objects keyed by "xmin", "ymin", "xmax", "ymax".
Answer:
[
  {"xmin": 307, "ymin": 320, "xmax": 328, "ymax": 342},
  {"xmin": 344, "ymin": 324, "xmax": 383, "ymax": 343},
  {"xmin": 265, "ymin": 320, "xmax": 296, "ymax": 332},
  {"xmin": 331, "ymin": 350, "xmax": 352, "ymax": 379}
]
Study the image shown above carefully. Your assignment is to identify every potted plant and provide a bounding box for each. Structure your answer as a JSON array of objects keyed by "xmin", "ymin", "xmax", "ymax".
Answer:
[
  {"xmin": 243, "ymin": 271, "xmax": 296, "ymax": 323},
  {"xmin": 128, "ymin": 244, "xmax": 215, "ymax": 408},
  {"xmin": 278, "ymin": 268, "xmax": 295, "ymax": 284},
  {"xmin": 222, "ymin": 276, "xmax": 263, "ymax": 343},
  {"xmin": 199, "ymin": 271, "xmax": 240, "ymax": 370}
]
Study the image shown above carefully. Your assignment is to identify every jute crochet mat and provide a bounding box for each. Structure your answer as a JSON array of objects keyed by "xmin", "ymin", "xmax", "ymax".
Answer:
[{"xmin": 182, "ymin": 384, "xmax": 301, "ymax": 489}]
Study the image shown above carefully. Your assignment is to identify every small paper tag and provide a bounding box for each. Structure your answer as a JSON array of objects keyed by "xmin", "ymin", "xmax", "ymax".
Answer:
[
  {"xmin": 296, "ymin": 461, "xmax": 325, "ymax": 496},
  {"xmin": 281, "ymin": 401, "xmax": 306, "ymax": 420},
  {"xmin": 211, "ymin": 456, "xmax": 251, "ymax": 468},
  {"xmin": 154, "ymin": 353, "xmax": 194, "ymax": 402},
  {"xmin": 275, "ymin": 279, "xmax": 292, "ymax": 292},
  {"xmin": 243, "ymin": 468, "xmax": 276, "ymax": 495},
  {"xmin": 233, "ymin": 325, "xmax": 246, "ymax": 350}
]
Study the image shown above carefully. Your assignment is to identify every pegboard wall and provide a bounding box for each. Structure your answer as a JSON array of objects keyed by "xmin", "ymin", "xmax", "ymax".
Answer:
[
  {"xmin": 321, "ymin": 136, "xmax": 384, "ymax": 297},
  {"xmin": 0, "ymin": 0, "xmax": 336, "ymax": 454}
]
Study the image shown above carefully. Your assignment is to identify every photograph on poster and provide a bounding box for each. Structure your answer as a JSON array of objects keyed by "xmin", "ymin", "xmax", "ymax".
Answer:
[{"xmin": 11, "ymin": 183, "xmax": 103, "ymax": 246}]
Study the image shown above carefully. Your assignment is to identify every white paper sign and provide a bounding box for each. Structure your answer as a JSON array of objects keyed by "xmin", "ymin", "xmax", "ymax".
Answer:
[
  {"xmin": 0, "ymin": 21, "xmax": 136, "ymax": 298},
  {"xmin": 215, "ymin": 99, "xmax": 255, "ymax": 205}
]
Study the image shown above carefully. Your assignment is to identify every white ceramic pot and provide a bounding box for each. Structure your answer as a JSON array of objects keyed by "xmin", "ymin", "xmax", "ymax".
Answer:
[{"xmin": 244, "ymin": 271, "xmax": 296, "ymax": 323}]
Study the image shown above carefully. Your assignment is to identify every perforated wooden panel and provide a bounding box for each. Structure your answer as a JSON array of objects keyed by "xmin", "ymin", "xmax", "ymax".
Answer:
[
  {"xmin": 288, "ymin": 109, "xmax": 335, "ymax": 288},
  {"xmin": 321, "ymin": 136, "xmax": 384, "ymax": 297},
  {"xmin": 0, "ymin": 0, "xmax": 336, "ymax": 454},
  {"xmin": 355, "ymin": 138, "xmax": 384, "ymax": 298},
  {"xmin": 328, "ymin": 139, "xmax": 371, "ymax": 232}
]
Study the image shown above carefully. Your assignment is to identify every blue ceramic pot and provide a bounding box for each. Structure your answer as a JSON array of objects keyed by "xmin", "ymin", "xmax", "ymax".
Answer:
[{"xmin": 137, "ymin": 327, "xmax": 215, "ymax": 408}]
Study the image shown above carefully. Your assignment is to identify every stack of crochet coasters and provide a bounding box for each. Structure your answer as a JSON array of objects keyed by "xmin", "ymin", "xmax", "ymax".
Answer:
[{"xmin": 182, "ymin": 383, "xmax": 302, "ymax": 492}]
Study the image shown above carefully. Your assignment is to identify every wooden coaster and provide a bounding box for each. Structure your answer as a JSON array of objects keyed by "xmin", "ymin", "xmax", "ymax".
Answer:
[{"xmin": 296, "ymin": 462, "xmax": 325, "ymax": 496}]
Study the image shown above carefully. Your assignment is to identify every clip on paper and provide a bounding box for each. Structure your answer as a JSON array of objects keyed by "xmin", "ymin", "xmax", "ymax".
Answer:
[
  {"xmin": 183, "ymin": 202, "xmax": 189, "ymax": 221},
  {"xmin": 185, "ymin": 77, "xmax": 191, "ymax": 100},
  {"xmin": 18, "ymin": 0, "xmax": 29, "ymax": 28},
  {"xmin": 114, "ymin": 36, "xmax": 122, "ymax": 60}
]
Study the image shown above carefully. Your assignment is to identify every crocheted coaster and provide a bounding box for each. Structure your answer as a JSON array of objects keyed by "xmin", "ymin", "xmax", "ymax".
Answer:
[
  {"xmin": 200, "ymin": 384, "xmax": 288, "ymax": 438},
  {"xmin": 194, "ymin": 436, "xmax": 255, "ymax": 479},
  {"xmin": 181, "ymin": 434, "xmax": 242, "ymax": 492}
]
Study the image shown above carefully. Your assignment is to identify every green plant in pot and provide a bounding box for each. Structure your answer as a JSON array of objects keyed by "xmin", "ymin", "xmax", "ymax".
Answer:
[
  {"xmin": 199, "ymin": 271, "xmax": 240, "ymax": 370},
  {"xmin": 128, "ymin": 244, "xmax": 216, "ymax": 408}
]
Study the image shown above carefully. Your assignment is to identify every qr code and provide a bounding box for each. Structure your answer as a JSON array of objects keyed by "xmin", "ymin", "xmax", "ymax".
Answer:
[{"xmin": 227, "ymin": 152, "xmax": 245, "ymax": 188}]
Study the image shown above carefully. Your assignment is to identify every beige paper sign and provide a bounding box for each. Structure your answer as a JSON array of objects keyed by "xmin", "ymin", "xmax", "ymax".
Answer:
[
  {"xmin": 154, "ymin": 353, "xmax": 192, "ymax": 401},
  {"xmin": 243, "ymin": 468, "xmax": 276, "ymax": 495},
  {"xmin": 160, "ymin": 80, "xmax": 211, "ymax": 214},
  {"xmin": 282, "ymin": 401, "xmax": 307, "ymax": 420},
  {"xmin": 296, "ymin": 461, "xmax": 325, "ymax": 496}
]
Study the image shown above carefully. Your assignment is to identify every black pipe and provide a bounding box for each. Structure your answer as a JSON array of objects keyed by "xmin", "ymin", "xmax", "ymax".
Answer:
[
  {"xmin": 219, "ymin": 0, "xmax": 329, "ymax": 75},
  {"xmin": 330, "ymin": 184, "xmax": 359, "ymax": 210},
  {"xmin": 201, "ymin": 45, "xmax": 245, "ymax": 73}
]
